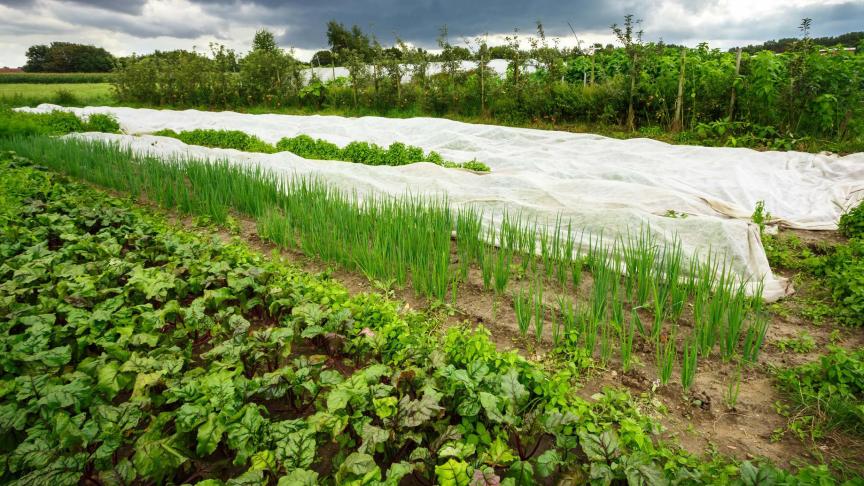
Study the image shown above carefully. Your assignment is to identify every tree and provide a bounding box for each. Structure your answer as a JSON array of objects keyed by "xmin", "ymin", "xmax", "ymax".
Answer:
[
  {"xmin": 611, "ymin": 15, "xmax": 644, "ymax": 131},
  {"xmin": 252, "ymin": 29, "xmax": 279, "ymax": 53},
  {"xmin": 326, "ymin": 21, "xmax": 372, "ymax": 61},
  {"xmin": 23, "ymin": 42, "xmax": 115, "ymax": 72},
  {"xmin": 241, "ymin": 31, "xmax": 301, "ymax": 106},
  {"xmin": 437, "ymin": 26, "xmax": 462, "ymax": 108},
  {"xmin": 311, "ymin": 50, "xmax": 335, "ymax": 66},
  {"xmin": 530, "ymin": 21, "xmax": 563, "ymax": 92},
  {"xmin": 465, "ymin": 34, "xmax": 490, "ymax": 115},
  {"xmin": 23, "ymin": 45, "xmax": 49, "ymax": 72},
  {"xmin": 343, "ymin": 48, "xmax": 369, "ymax": 108}
]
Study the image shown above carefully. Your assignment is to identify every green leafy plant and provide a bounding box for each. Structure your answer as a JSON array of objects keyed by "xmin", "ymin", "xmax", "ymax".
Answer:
[
  {"xmin": 774, "ymin": 331, "xmax": 817, "ymax": 353},
  {"xmin": 775, "ymin": 346, "xmax": 864, "ymax": 437},
  {"xmin": 838, "ymin": 200, "xmax": 864, "ymax": 239}
]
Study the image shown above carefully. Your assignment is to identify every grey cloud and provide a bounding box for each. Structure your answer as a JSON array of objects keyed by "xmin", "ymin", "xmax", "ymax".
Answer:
[
  {"xmin": 186, "ymin": 0, "xmax": 631, "ymax": 49},
  {"xmin": 0, "ymin": 0, "xmax": 143, "ymax": 13},
  {"xmin": 653, "ymin": 1, "xmax": 864, "ymax": 43},
  {"xmin": 0, "ymin": 0, "xmax": 862, "ymax": 61}
]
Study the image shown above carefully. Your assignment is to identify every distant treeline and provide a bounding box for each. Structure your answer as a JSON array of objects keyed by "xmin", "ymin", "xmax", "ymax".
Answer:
[
  {"xmin": 733, "ymin": 31, "xmax": 864, "ymax": 54},
  {"xmin": 23, "ymin": 42, "xmax": 115, "ymax": 73}
]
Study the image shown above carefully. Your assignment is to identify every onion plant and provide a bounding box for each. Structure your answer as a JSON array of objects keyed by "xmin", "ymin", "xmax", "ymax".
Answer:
[
  {"xmin": 2, "ymin": 135, "xmax": 776, "ymax": 382},
  {"xmin": 681, "ymin": 338, "xmax": 699, "ymax": 391},
  {"xmin": 724, "ymin": 364, "xmax": 742, "ymax": 410},
  {"xmin": 656, "ymin": 332, "xmax": 676, "ymax": 386},
  {"xmin": 533, "ymin": 280, "xmax": 545, "ymax": 344},
  {"xmin": 557, "ymin": 295, "xmax": 576, "ymax": 345},
  {"xmin": 514, "ymin": 288, "xmax": 532, "ymax": 340},
  {"xmin": 742, "ymin": 314, "xmax": 769, "ymax": 363},
  {"xmin": 720, "ymin": 282, "xmax": 748, "ymax": 361},
  {"xmin": 600, "ymin": 321, "xmax": 614, "ymax": 366},
  {"xmin": 623, "ymin": 228, "xmax": 657, "ymax": 306},
  {"xmin": 620, "ymin": 310, "xmax": 636, "ymax": 372}
]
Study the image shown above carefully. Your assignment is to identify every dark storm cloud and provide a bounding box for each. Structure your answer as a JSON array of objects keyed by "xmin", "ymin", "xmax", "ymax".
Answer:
[
  {"xmin": 1, "ymin": 0, "xmax": 862, "ymax": 60},
  {"xmin": 0, "ymin": 0, "xmax": 143, "ymax": 13},
  {"xmin": 60, "ymin": 5, "xmax": 222, "ymax": 39},
  {"xmin": 186, "ymin": 0, "xmax": 635, "ymax": 48}
]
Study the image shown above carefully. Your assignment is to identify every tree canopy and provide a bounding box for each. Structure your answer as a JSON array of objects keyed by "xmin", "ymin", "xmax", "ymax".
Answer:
[{"xmin": 24, "ymin": 42, "xmax": 115, "ymax": 72}]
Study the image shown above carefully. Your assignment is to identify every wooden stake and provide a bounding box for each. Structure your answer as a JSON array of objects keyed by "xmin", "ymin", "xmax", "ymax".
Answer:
[
  {"xmin": 672, "ymin": 48, "xmax": 687, "ymax": 132},
  {"xmin": 728, "ymin": 47, "xmax": 742, "ymax": 120}
]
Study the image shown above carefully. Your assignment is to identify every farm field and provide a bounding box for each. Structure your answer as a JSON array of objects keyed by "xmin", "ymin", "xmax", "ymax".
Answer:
[
  {"xmin": 1, "ymin": 106, "xmax": 863, "ymax": 484},
  {"xmin": 0, "ymin": 82, "xmax": 114, "ymax": 106},
  {"xmin": 1, "ymin": 9, "xmax": 864, "ymax": 485}
]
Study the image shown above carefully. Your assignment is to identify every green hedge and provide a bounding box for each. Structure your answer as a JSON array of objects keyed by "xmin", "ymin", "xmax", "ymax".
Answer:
[{"xmin": 0, "ymin": 72, "xmax": 115, "ymax": 84}]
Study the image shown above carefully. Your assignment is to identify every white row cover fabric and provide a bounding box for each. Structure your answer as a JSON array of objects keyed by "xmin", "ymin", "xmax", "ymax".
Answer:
[
  {"xmin": 19, "ymin": 104, "xmax": 864, "ymax": 301},
  {"xmin": 301, "ymin": 59, "xmax": 537, "ymax": 83}
]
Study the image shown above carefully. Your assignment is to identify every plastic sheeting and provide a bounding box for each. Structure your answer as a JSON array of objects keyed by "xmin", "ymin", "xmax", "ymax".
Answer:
[{"xmin": 19, "ymin": 104, "xmax": 864, "ymax": 301}]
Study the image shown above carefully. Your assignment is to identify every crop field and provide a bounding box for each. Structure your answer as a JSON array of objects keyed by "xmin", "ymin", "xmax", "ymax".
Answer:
[
  {"xmin": 1, "ymin": 102, "xmax": 863, "ymax": 485},
  {"xmin": 1, "ymin": 15, "xmax": 864, "ymax": 486},
  {"xmin": 0, "ymin": 82, "xmax": 114, "ymax": 106}
]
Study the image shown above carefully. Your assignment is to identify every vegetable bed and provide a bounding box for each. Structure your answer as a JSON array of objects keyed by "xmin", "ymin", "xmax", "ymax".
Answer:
[{"xmin": 0, "ymin": 152, "xmax": 847, "ymax": 485}]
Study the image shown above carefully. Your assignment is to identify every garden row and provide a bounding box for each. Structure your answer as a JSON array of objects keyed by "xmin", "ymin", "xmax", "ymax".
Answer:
[
  {"xmin": 153, "ymin": 128, "xmax": 491, "ymax": 171},
  {"xmin": 0, "ymin": 109, "xmax": 490, "ymax": 171},
  {"xmin": 0, "ymin": 106, "xmax": 119, "ymax": 138},
  {"xmin": 0, "ymin": 134, "xmax": 770, "ymax": 394},
  {"xmin": 0, "ymin": 151, "xmax": 855, "ymax": 485}
]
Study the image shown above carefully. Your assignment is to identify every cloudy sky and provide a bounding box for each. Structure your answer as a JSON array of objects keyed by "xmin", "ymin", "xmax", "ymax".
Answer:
[{"xmin": 1, "ymin": 0, "xmax": 862, "ymax": 67}]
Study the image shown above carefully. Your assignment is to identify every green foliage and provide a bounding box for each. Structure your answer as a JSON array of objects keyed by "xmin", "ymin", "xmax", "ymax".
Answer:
[
  {"xmin": 838, "ymin": 201, "xmax": 864, "ymax": 239},
  {"xmin": 0, "ymin": 148, "xmax": 854, "ymax": 484},
  {"xmin": 693, "ymin": 120, "xmax": 803, "ymax": 150},
  {"xmin": 823, "ymin": 239, "xmax": 864, "ymax": 325},
  {"xmin": 776, "ymin": 346, "xmax": 864, "ymax": 438},
  {"xmin": 153, "ymin": 128, "xmax": 276, "ymax": 153},
  {"xmin": 152, "ymin": 127, "xmax": 490, "ymax": 171},
  {"xmin": 0, "ymin": 108, "xmax": 120, "ymax": 138},
  {"xmin": 0, "ymin": 72, "xmax": 115, "ymax": 84},
  {"xmin": 110, "ymin": 23, "xmax": 864, "ymax": 148},
  {"xmin": 24, "ymin": 42, "xmax": 115, "ymax": 73},
  {"xmin": 751, "ymin": 200, "xmax": 771, "ymax": 238},
  {"xmin": 774, "ymin": 331, "xmax": 817, "ymax": 353},
  {"xmin": 765, "ymin": 232, "xmax": 864, "ymax": 326}
]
